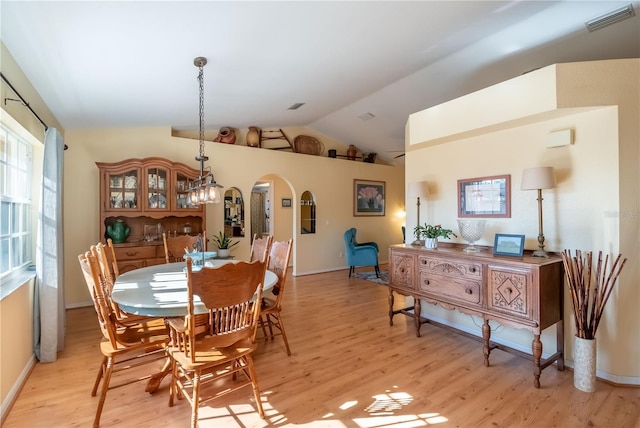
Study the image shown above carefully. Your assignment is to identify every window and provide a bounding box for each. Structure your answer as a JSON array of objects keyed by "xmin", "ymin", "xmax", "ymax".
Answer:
[{"xmin": 0, "ymin": 123, "xmax": 33, "ymax": 279}]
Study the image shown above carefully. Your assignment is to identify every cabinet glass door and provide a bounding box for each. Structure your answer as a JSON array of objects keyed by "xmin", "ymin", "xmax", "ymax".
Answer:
[
  {"xmin": 108, "ymin": 169, "xmax": 139, "ymax": 210},
  {"xmin": 146, "ymin": 167, "xmax": 169, "ymax": 211},
  {"xmin": 175, "ymin": 172, "xmax": 199, "ymax": 210}
]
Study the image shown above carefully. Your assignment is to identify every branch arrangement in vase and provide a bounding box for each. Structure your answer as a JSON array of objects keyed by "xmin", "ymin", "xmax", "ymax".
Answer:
[{"xmin": 562, "ymin": 249, "xmax": 627, "ymax": 340}]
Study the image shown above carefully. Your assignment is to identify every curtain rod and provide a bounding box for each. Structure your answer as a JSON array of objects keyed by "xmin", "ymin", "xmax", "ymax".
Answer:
[
  {"xmin": 1, "ymin": 72, "xmax": 68, "ymax": 150},
  {"xmin": 1, "ymin": 71, "xmax": 49, "ymax": 131}
]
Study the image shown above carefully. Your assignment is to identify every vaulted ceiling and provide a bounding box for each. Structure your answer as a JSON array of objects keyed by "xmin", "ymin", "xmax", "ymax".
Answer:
[{"xmin": 2, "ymin": 1, "xmax": 639, "ymax": 164}]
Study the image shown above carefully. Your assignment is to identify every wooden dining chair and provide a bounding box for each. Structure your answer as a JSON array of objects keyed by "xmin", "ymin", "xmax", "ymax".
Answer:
[
  {"xmin": 78, "ymin": 250, "xmax": 169, "ymax": 428},
  {"xmin": 259, "ymin": 238, "xmax": 293, "ymax": 355},
  {"xmin": 92, "ymin": 242, "xmax": 166, "ymax": 329},
  {"xmin": 249, "ymin": 233, "xmax": 273, "ymax": 263},
  {"xmin": 166, "ymin": 258, "xmax": 267, "ymax": 426},
  {"xmin": 162, "ymin": 231, "xmax": 205, "ymax": 263}
]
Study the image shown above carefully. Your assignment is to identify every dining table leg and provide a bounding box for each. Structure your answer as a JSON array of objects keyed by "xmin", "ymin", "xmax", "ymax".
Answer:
[{"xmin": 145, "ymin": 355, "xmax": 172, "ymax": 393}]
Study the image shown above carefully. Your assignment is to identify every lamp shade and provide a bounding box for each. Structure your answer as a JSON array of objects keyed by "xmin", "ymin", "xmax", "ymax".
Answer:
[
  {"xmin": 521, "ymin": 167, "xmax": 557, "ymax": 190},
  {"xmin": 408, "ymin": 181, "xmax": 430, "ymax": 198}
]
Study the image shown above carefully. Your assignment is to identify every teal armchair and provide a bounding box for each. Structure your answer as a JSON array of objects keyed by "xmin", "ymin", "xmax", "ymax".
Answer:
[{"xmin": 343, "ymin": 228, "xmax": 380, "ymax": 278}]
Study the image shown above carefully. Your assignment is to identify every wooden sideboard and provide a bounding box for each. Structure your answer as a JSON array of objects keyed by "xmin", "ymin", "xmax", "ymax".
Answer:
[
  {"xmin": 96, "ymin": 157, "xmax": 206, "ymax": 274},
  {"xmin": 388, "ymin": 243, "xmax": 564, "ymax": 388}
]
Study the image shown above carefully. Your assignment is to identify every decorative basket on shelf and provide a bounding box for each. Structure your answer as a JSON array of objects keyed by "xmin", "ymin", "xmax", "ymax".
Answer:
[{"xmin": 293, "ymin": 135, "xmax": 324, "ymax": 156}]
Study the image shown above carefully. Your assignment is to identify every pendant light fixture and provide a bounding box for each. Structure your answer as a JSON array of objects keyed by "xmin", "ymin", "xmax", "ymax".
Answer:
[{"xmin": 187, "ymin": 56, "xmax": 223, "ymax": 205}]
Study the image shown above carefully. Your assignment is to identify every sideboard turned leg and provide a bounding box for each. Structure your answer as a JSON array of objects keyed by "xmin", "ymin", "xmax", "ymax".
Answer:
[
  {"xmin": 556, "ymin": 320, "xmax": 565, "ymax": 371},
  {"xmin": 414, "ymin": 298, "xmax": 422, "ymax": 337},
  {"xmin": 482, "ymin": 319, "xmax": 491, "ymax": 367},
  {"xmin": 388, "ymin": 289, "xmax": 395, "ymax": 326},
  {"xmin": 532, "ymin": 334, "xmax": 542, "ymax": 388}
]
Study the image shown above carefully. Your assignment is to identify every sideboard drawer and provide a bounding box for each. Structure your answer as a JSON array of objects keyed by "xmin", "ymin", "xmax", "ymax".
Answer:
[
  {"xmin": 113, "ymin": 245, "xmax": 158, "ymax": 261},
  {"xmin": 418, "ymin": 256, "xmax": 482, "ymax": 281},
  {"xmin": 418, "ymin": 272, "xmax": 481, "ymax": 305}
]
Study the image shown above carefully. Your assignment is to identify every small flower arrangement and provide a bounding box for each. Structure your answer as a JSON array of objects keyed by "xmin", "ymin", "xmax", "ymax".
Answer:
[{"xmin": 413, "ymin": 223, "xmax": 457, "ymax": 240}]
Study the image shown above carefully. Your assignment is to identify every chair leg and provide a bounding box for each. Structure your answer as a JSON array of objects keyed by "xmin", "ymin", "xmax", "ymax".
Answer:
[
  {"xmin": 349, "ymin": 266, "xmax": 354, "ymax": 277},
  {"xmin": 375, "ymin": 265, "xmax": 380, "ymax": 278},
  {"xmin": 267, "ymin": 314, "xmax": 275, "ymax": 339},
  {"xmin": 91, "ymin": 356, "xmax": 108, "ymax": 396},
  {"xmin": 276, "ymin": 312, "xmax": 292, "ymax": 356},
  {"xmin": 245, "ymin": 355, "xmax": 265, "ymax": 418},
  {"xmin": 191, "ymin": 370, "xmax": 200, "ymax": 428},
  {"xmin": 259, "ymin": 315, "xmax": 268, "ymax": 340},
  {"xmin": 94, "ymin": 356, "xmax": 114, "ymax": 428},
  {"xmin": 168, "ymin": 357, "xmax": 177, "ymax": 407}
]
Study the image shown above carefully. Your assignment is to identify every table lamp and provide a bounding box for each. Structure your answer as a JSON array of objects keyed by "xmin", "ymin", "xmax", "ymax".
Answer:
[
  {"xmin": 408, "ymin": 181, "xmax": 430, "ymax": 245},
  {"xmin": 521, "ymin": 167, "xmax": 557, "ymax": 257}
]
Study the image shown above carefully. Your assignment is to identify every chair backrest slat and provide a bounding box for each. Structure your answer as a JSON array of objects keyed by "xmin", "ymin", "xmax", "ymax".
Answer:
[{"xmin": 185, "ymin": 258, "xmax": 266, "ymax": 357}]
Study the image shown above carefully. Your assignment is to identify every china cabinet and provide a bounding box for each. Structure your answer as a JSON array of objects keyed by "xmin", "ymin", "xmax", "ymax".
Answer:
[
  {"xmin": 388, "ymin": 242, "xmax": 564, "ymax": 388},
  {"xmin": 96, "ymin": 157, "xmax": 206, "ymax": 273}
]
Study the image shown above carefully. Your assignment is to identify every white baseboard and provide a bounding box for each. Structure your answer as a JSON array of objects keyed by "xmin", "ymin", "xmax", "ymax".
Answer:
[
  {"xmin": 293, "ymin": 259, "xmax": 389, "ymax": 277},
  {"xmin": 65, "ymin": 300, "xmax": 93, "ymax": 309},
  {"xmin": 1, "ymin": 354, "xmax": 36, "ymax": 423}
]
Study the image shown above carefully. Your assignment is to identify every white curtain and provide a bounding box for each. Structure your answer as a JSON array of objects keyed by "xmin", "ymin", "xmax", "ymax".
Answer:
[{"xmin": 34, "ymin": 127, "xmax": 65, "ymax": 362}]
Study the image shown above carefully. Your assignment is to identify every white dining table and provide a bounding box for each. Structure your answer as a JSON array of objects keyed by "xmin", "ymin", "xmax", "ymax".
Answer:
[{"xmin": 111, "ymin": 260, "xmax": 277, "ymax": 317}]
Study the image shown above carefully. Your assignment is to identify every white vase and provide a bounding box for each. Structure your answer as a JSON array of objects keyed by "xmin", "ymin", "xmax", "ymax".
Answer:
[
  {"xmin": 217, "ymin": 248, "xmax": 231, "ymax": 258},
  {"xmin": 424, "ymin": 238, "xmax": 438, "ymax": 250},
  {"xmin": 574, "ymin": 336, "xmax": 597, "ymax": 392}
]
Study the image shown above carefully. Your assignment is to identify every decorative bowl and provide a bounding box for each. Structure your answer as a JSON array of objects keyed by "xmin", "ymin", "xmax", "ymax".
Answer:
[{"xmin": 457, "ymin": 219, "xmax": 486, "ymax": 252}]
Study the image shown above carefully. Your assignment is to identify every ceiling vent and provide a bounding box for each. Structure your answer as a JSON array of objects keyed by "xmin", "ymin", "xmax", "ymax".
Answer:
[
  {"xmin": 585, "ymin": 4, "xmax": 635, "ymax": 32},
  {"xmin": 358, "ymin": 112, "xmax": 375, "ymax": 121},
  {"xmin": 287, "ymin": 103, "xmax": 305, "ymax": 110}
]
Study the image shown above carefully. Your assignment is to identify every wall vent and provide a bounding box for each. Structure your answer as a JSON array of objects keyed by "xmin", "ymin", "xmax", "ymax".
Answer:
[
  {"xmin": 585, "ymin": 4, "xmax": 635, "ymax": 32},
  {"xmin": 358, "ymin": 112, "xmax": 375, "ymax": 121},
  {"xmin": 287, "ymin": 103, "xmax": 305, "ymax": 110}
]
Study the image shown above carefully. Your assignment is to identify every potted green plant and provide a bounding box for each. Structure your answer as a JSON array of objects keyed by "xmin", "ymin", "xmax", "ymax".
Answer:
[
  {"xmin": 212, "ymin": 230, "xmax": 239, "ymax": 258},
  {"xmin": 413, "ymin": 223, "xmax": 457, "ymax": 249}
]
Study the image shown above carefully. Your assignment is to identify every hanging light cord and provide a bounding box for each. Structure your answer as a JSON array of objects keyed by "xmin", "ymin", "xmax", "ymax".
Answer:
[
  {"xmin": 186, "ymin": 56, "xmax": 223, "ymax": 205},
  {"xmin": 197, "ymin": 59, "xmax": 207, "ymax": 164}
]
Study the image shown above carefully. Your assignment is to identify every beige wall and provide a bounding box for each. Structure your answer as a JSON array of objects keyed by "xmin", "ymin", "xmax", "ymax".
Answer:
[
  {"xmin": 63, "ymin": 127, "xmax": 405, "ymax": 307},
  {"xmin": 406, "ymin": 59, "xmax": 639, "ymax": 382},
  {"xmin": 0, "ymin": 278, "xmax": 35, "ymax": 417}
]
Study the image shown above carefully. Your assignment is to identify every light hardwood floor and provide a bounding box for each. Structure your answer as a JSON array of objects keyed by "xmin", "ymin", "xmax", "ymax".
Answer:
[{"xmin": 4, "ymin": 266, "xmax": 639, "ymax": 427}]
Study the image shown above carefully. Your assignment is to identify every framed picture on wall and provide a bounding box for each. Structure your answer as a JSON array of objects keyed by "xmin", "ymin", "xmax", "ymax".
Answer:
[
  {"xmin": 354, "ymin": 179, "xmax": 385, "ymax": 216},
  {"xmin": 493, "ymin": 233, "xmax": 525, "ymax": 257},
  {"xmin": 458, "ymin": 174, "xmax": 511, "ymax": 218},
  {"xmin": 281, "ymin": 198, "xmax": 292, "ymax": 208}
]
